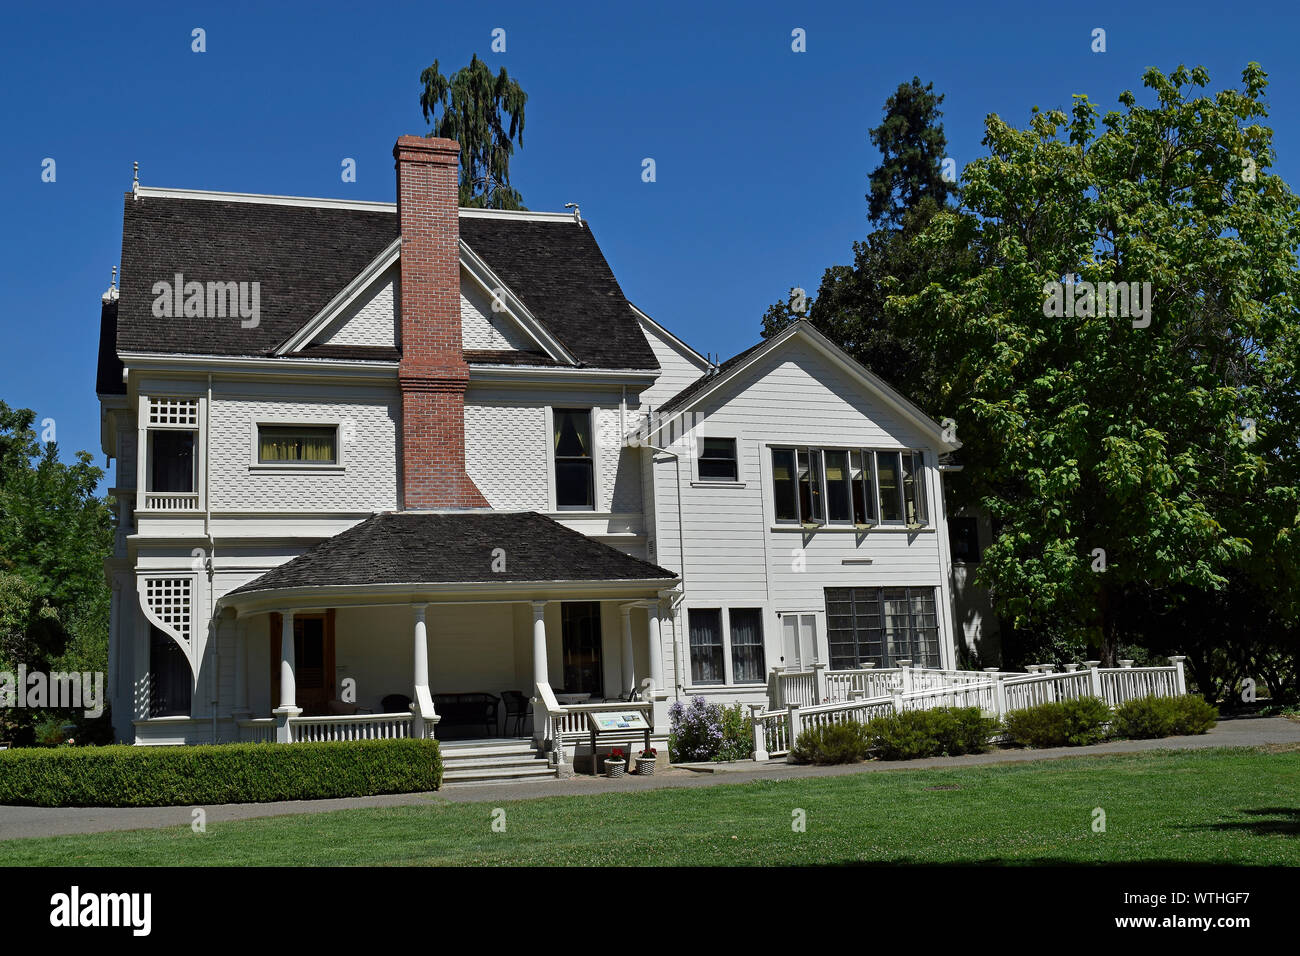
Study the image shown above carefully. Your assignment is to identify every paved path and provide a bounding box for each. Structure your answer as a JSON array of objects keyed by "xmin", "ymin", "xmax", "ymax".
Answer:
[{"xmin": 2, "ymin": 716, "xmax": 1296, "ymax": 841}]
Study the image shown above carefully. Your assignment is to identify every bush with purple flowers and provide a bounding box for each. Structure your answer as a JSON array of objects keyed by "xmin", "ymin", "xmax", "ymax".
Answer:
[{"xmin": 667, "ymin": 697, "xmax": 754, "ymax": 763}]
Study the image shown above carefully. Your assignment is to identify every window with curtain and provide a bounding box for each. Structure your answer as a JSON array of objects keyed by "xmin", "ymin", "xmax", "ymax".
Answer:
[
  {"xmin": 149, "ymin": 430, "xmax": 196, "ymax": 492},
  {"xmin": 553, "ymin": 408, "xmax": 594, "ymax": 509},
  {"xmin": 258, "ymin": 425, "xmax": 337, "ymax": 464},
  {"xmin": 688, "ymin": 608, "xmax": 724, "ymax": 684},
  {"xmin": 698, "ymin": 437, "xmax": 738, "ymax": 481},
  {"xmin": 728, "ymin": 608, "xmax": 766, "ymax": 683},
  {"xmin": 148, "ymin": 625, "xmax": 191, "ymax": 717}
]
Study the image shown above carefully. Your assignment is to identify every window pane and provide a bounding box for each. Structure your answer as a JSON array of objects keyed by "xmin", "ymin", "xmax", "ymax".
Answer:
[
  {"xmin": 689, "ymin": 609, "xmax": 724, "ymax": 684},
  {"xmin": 877, "ymin": 451, "xmax": 902, "ymax": 521},
  {"xmin": 150, "ymin": 430, "xmax": 195, "ymax": 492},
  {"xmin": 824, "ymin": 450, "xmax": 852, "ymax": 521},
  {"xmin": 728, "ymin": 608, "xmax": 765, "ymax": 683},
  {"xmin": 798, "ymin": 449, "xmax": 824, "ymax": 523},
  {"xmin": 903, "ymin": 452, "xmax": 927, "ymax": 525},
  {"xmin": 258, "ymin": 426, "xmax": 337, "ymax": 464},
  {"xmin": 554, "ymin": 409, "xmax": 594, "ymax": 508},
  {"xmin": 950, "ymin": 516, "xmax": 980, "ymax": 561},
  {"xmin": 771, "ymin": 448, "xmax": 798, "ymax": 521},
  {"xmin": 853, "ymin": 450, "xmax": 878, "ymax": 524},
  {"xmin": 698, "ymin": 437, "xmax": 738, "ymax": 481},
  {"xmin": 554, "ymin": 409, "xmax": 591, "ymax": 457},
  {"xmin": 555, "ymin": 461, "xmax": 594, "ymax": 508},
  {"xmin": 149, "ymin": 626, "xmax": 191, "ymax": 717}
]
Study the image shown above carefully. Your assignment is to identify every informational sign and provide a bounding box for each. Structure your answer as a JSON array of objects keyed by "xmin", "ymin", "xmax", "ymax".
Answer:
[{"xmin": 587, "ymin": 711, "xmax": 650, "ymax": 732}]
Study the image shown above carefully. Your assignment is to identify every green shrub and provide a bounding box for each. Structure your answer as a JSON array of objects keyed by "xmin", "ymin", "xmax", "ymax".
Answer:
[
  {"xmin": 716, "ymin": 703, "xmax": 755, "ymax": 762},
  {"xmin": 1113, "ymin": 694, "xmax": 1218, "ymax": 739},
  {"xmin": 864, "ymin": 707, "xmax": 998, "ymax": 760},
  {"xmin": 1004, "ymin": 696, "xmax": 1112, "ymax": 748},
  {"xmin": 0, "ymin": 738, "xmax": 442, "ymax": 807},
  {"xmin": 790, "ymin": 721, "xmax": 868, "ymax": 765}
]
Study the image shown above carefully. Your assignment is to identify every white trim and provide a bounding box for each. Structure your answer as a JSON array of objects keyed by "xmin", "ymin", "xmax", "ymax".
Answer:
[
  {"xmin": 119, "ymin": 352, "xmax": 397, "ymax": 385},
  {"xmin": 468, "ymin": 365, "xmax": 656, "ymax": 385},
  {"xmin": 459, "ymin": 207, "xmax": 577, "ymax": 223},
  {"xmin": 134, "ymin": 185, "xmax": 397, "ymax": 212},
  {"xmin": 276, "ymin": 240, "xmax": 401, "ymax": 355},
  {"xmin": 459, "ymin": 240, "xmax": 576, "ymax": 364},
  {"xmin": 249, "ymin": 418, "xmax": 345, "ymax": 471}
]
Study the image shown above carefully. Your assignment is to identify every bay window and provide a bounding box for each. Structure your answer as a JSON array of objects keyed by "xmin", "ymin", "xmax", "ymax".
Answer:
[{"xmin": 771, "ymin": 446, "xmax": 929, "ymax": 528}]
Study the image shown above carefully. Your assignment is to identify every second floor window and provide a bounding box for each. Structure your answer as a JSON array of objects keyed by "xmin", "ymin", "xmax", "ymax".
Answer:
[
  {"xmin": 258, "ymin": 425, "xmax": 338, "ymax": 464},
  {"xmin": 553, "ymin": 408, "xmax": 594, "ymax": 509},
  {"xmin": 697, "ymin": 437, "xmax": 738, "ymax": 481},
  {"xmin": 772, "ymin": 446, "xmax": 928, "ymax": 527},
  {"xmin": 149, "ymin": 430, "xmax": 195, "ymax": 493}
]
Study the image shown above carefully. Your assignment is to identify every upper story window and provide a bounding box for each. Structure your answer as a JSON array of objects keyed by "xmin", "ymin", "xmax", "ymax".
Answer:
[
  {"xmin": 257, "ymin": 425, "xmax": 338, "ymax": 465},
  {"xmin": 149, "ymin": 430, "xmax": 195, "ymax": 493},
  {"xmin": 697, "ymin": 437, "xmax": 738, "ymax": 481},
  {"xmin": 771, "ymin": 446, "xmax": 928, "ymax": 528},
  {"xmin": 553, "ymin": 408, "xmax": 595, "ymax": 510},
  {"xmin": 145, "ymin": 398, "xmax": 199, "ymax": 502}
]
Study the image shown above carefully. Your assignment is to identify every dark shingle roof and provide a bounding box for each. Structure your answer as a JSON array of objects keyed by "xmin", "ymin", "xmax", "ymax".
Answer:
[
  {"xmin": 96, "ymin": 298, "xmax": 126, "ymax": 395},
  {"xmin": 228, "ymin": 511, "xmax": 676, "ymax": 593},
  {"xmin": 110, "ymin": 194, "xmax": 658, "ymax": 371},
  {"xmin": 654, "ymin": 335, "xmax": 772, "ymax": 415},
  {"xmin": 460, "ymin": 217, "xmax": 657, "ymax": 370}
]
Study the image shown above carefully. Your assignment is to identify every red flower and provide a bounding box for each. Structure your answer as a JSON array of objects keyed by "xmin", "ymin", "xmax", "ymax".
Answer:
[{"xmin": 610, "ymin": 748, "xmax": 625, "ymax": 760}]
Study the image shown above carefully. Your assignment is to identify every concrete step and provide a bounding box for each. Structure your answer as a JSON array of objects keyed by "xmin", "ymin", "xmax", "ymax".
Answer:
[
  {"xmin": 440, "ymin": 743, "xmax": 538, "ymax": 760},
  {"xmin": 442, "ymin": 754, "xmax": 549, "ymax": 770},
  {"xmin": 442, "ymin": 764, "xmax": 558, "ymax": 784}
]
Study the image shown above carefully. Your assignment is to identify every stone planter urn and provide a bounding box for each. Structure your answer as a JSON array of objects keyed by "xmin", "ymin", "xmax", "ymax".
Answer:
[
  {"xmin": 604, "ymin": 755, "xmax": 627, "ymax": 778},
  {"xmin": 635, "ymin": 756, "xmax": 656, "ymax": 776}
]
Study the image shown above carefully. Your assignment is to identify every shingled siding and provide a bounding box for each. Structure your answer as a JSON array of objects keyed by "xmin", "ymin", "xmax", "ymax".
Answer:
[
  {"xmin": 596, "ymin": 408, "xmax": 643, "ymax": 513},
  {"xmin": 464, "ymin": 402, "xmax": 549, "ymax": 510},
  {"xmin": 207, "ymin": 385, "xmax": 400, "ymax": 513},
  {"xmin": 314, "ymin": 265, "xmax": 400, "ymax": 349},
  {"xmin": 460, "ymin": 271, "xmax": 537, "ymax": 352}
]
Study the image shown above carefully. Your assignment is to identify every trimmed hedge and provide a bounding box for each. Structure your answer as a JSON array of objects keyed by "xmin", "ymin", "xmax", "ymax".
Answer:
[
  {"xmin": 0, "ymin": 738, "xmax": 442, "ymax": 808},
  {"xmin": 790, "ymin": 721, "xmax": 868, "ymax": 765},
  {"xmin": 1004, "ymin": 696, "xmax": 1113, "ymax": 748},
  {"xmin": 1113, "ymin": 694, "xmax": 1218, "ymax": 739},
  {"xmin": 864, "ymin": 706, "xmax": 998, "ymax": 760}
]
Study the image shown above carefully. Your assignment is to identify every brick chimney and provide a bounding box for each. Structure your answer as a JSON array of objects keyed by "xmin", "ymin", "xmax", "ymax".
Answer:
[{"xmin": 394, "ymin": 135, "xmax": 488, "ymax": 509}]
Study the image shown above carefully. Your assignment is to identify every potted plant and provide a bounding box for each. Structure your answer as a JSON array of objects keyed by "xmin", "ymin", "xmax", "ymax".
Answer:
[
  {"xmin": 604, "ymin": 748, "xmax": 627, "ymax": 778},
  {"xmin": 635, "ymin": 747, "xmax": 657, "ymax": 775}
]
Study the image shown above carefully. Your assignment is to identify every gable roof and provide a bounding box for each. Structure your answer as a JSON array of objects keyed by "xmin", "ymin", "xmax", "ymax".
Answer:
[
  {"xmin": 226, "ymin": 511, "xmax": 676, "ymax": 594},
  {"xmin": 107, "ymin": 188, "xmax": 659, "ymax": 373},
  {"xmin": 651, "ymin": 320, "xmax": 960, "ymax": 450}
]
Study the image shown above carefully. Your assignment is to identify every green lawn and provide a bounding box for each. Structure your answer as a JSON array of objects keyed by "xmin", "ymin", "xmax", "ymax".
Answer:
[{"xmin": 2, "ymin": 747, "xmax": 1296, "ymax": 866}]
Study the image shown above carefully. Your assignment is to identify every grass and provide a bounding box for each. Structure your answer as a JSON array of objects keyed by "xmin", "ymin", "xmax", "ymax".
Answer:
[{"xmin": 0, "ymin": 747, "xmax": 1296, "ymax": 866}]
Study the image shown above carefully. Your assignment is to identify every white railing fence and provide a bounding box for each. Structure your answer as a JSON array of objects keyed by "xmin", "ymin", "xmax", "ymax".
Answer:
[
  {"xmin": 288, "ymin": 713, "xmax": 415, "ymax": 743},
  {"xmin": 752, "ymin": 657, "xmax": 1188, "ymax": 760}
]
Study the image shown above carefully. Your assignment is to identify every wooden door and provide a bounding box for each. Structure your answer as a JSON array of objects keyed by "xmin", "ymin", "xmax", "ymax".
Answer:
[{"xmin": 270, "ymin": 610, "xmax": 336, "ymax": 715}]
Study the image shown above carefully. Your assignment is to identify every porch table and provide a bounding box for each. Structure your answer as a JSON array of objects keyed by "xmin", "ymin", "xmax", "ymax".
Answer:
[{"xmin": 555, "ymin": 692, "xmax": 592, "ymax": 705}]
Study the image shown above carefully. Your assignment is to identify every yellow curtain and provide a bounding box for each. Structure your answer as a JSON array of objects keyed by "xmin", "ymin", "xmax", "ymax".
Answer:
[{"xmin": 260, "ymin": 428, "xmax": 335, "ymax": 463}]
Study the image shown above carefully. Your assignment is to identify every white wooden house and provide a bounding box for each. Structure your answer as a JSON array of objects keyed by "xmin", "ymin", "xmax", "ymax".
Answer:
[{"xmin": 95, "ymin": 135, "xmax": 967, "ymax": 779}]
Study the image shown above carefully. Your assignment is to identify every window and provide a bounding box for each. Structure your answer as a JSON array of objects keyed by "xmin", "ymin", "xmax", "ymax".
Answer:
[
  {"xmin": 257, "ymin": 425, "xmax": 338, "ymax": 464},
  {"xmin": 771, "ymin": 446, "xmax": 926, "ymax": 528},
  {"xmin": 902, "ymin": 452, "xmax": 928, "ymax": 526},
  {"xmin": 698, "ymin": 437, "xmax": 738, "ymax": 481},
  {"xmin": 688, "ymin": 608, "xmax": 724, "ymax": 684},
  {"xmin": 825, "ymin": 586, "xmax": 940, "ymax": 668},
  {"xmin": 728, "ymin": 608, "xmax": 766, "ymax": 683},
  {"xmin": 561, "ymin": 602, "xmax": 603, "ymax": 696},
  {"xmin": 149, "ymin": 430, "xmax": 195, "ymax": 493},
  {"xmin": 148, "ymin": 625, "xmax": 191, "ymax": 717},
  {"xmin": 553, "ymin": 409, "xmax": 595, "ymax": 509},
  {"xmin": 772, "ymin": 448, "xmax": 799, "ymax": 521},
  {"xmin": 950, "ymin": 516, "xmax": 981, "ymax": 562}
]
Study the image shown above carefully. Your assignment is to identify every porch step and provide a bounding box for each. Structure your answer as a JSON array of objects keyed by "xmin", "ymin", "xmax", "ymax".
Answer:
[
  {"xmin": 438, "ymin": 738, "xmax": 557, "ymax": 784},
  {"xmin": 442, "ymin": 764, "xmax": 558, "ymax": 784}
]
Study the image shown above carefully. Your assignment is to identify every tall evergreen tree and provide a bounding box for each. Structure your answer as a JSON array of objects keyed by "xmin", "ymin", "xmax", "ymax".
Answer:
[
  {"xmin": 867, "ymin": 77, "xmax": 954, "ymax": 228},
  {"xmin": 419, "ymin": 54, "xmax": 528, "ymax": 210}
]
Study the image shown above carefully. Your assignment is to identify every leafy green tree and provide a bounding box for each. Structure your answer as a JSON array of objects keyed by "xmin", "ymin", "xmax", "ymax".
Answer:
[
  {"xmin": 890, "ymin": 64, "xmax": 1300, "ymax": 674},
  {"xmin": 419, "ymin": 54, "xmax": 528, "ymax": 209}
]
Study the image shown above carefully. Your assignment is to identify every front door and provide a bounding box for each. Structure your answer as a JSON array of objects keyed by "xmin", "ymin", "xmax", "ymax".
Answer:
[
  {"xmin": 561, "ymin": 602, "xmax": 603, "ymax": 697},
  {"xmin": 780, "ymin": 612, "xmax": 818, "ymax": 671},
  {"xmin": 271, "ymin": 611, "xmax": 336, "ymax": 716}
]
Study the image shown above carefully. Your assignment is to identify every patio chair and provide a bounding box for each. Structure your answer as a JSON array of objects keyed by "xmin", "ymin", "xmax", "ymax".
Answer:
[
  {"xmin": 381, "ymin": 693, "xmax": 412, "ymax": 713},
  {"xmin": 501, "ymin": 690, "xmax": 529, "ymax": 737}
]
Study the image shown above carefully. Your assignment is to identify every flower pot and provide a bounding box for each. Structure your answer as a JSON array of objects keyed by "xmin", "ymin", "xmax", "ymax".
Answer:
[
  {"xmin": 635, "ymin": 756, "xmax": 656, "ymax": 776},
  {"xmin": 604, "ymin": 758, "xmax": 626, "ymax": 778}
]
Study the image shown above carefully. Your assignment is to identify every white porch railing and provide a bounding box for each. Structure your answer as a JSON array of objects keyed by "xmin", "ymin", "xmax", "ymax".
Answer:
[
  {"xmin": 289, "ymin": 713, "xmax": 416, "ymax": 742},
  {"xmin": 752, "ymin": 657, "xmax": 1189, "ymax": 760},
  {"xmin": 532, "ymin": 682, "xmax": 655, "ymax": 769},
  {"xmin": 141, "ymin": 492, "xmax": 200, "ymax": 511},
  {"xmin": 237, "ymin": 718, "xmax": 275, "ymax": 743}
]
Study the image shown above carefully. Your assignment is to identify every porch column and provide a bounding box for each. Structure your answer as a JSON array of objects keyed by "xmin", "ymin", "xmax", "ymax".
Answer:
[
  {"xmin": 531, "ymin": 601, "xmax": 549, "ymax": 687},
  {"xmin": 620, "ymin": 604, "xmax": 635, "ymax": 698},
  {"xmin": 412, "ymin": 603, "xmax": 430, "ymax": 738},
  {"xmin": 646, "ymin": 601, "xmax": 664, "ymax": 693},
  {"xmin": 272, "ymin": 610, "xmax": 300, "ymax": 743}
]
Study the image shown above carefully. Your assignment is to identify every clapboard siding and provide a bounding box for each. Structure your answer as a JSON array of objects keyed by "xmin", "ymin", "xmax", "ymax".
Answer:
[{"xmin": 635, "ymin": 313, "xmax": 709, "ymax": 410}]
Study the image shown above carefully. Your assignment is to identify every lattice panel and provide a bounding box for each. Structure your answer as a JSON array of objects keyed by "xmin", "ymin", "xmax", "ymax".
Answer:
[
  {"xmin": 148, "ymin": 397, "xmax": 199, "ymax": 427},
  {"xmin": 143, "ymin": 577, "xmax": 193, "ymax": 644}
]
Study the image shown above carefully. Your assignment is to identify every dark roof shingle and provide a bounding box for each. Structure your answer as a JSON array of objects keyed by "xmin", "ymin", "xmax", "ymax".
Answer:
[{"xmin": 228, "ymin": 511, "xmax": 676, "ymax": 593}]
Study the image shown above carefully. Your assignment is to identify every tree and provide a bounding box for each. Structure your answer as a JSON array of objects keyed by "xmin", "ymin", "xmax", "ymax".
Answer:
[
  {"xmin": 419, "ymin": 54, "xmax": 528, "ymax": 209},
  {"xmin": 889, "ymin": 64, "xmax": 1300, "ymax": 680},
  {"xmin": 761, "ymin": 78, "xmax": 959, "ymax": 409}
]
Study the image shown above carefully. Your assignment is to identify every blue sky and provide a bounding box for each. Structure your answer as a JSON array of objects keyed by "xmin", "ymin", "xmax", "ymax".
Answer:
[{"xmin": 2, "ymin": 0, "xmax": 1298, "ymax": 478}]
